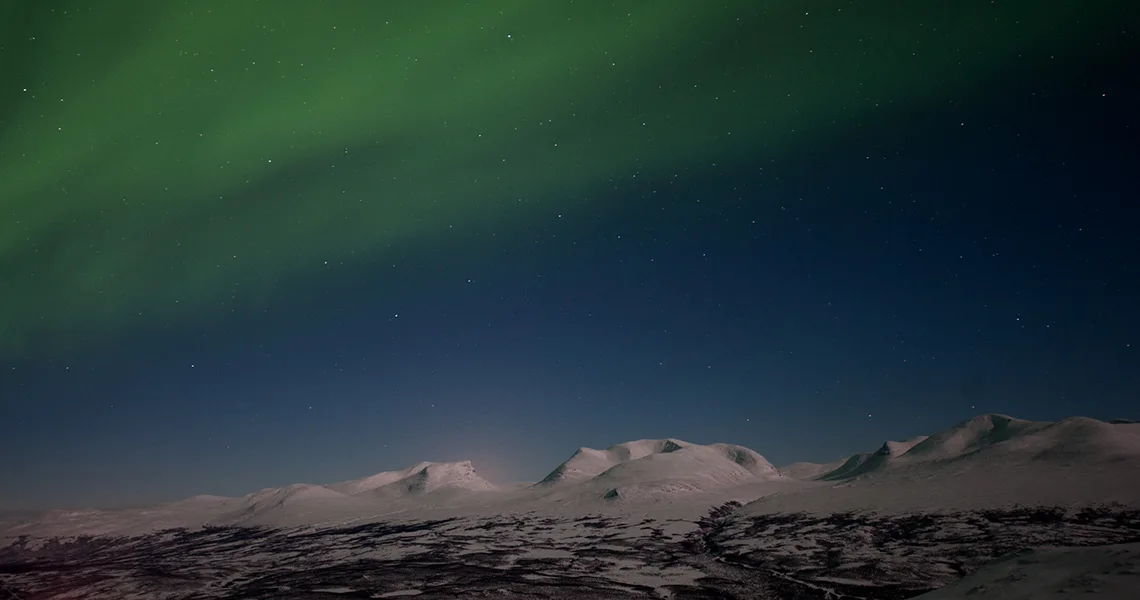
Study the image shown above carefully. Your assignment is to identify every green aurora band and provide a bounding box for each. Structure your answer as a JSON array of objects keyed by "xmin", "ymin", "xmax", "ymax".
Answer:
[{"xmin": 0, "ymin": 0, "xmax": 1128, "ymax": 354}]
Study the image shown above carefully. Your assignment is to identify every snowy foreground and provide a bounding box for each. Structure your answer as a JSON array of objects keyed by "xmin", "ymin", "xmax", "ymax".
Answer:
[{"xmin": 2, "ymin": 414, "xmax": 1139, "ymax": 599}]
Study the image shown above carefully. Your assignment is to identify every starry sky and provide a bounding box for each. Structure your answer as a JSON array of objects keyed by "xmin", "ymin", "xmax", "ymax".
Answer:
[{"xmin": 1, "ymin": 1, "xmax": 1137, "ymax": 510}]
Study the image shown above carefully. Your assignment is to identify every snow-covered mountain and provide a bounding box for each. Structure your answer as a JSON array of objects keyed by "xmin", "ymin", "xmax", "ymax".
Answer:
[
  {"xmin": 784, "ymin": 414, "xmax": 1140, "ymax": 483},
  {"xmin": 5, "ymin": 413, "xmax": 1138, "ymax": 538},
  {"xmin": 372, "ymin": 460, "xmax": 497, "ymax": 496},
  {"xmin": 216, "ymin": 483, "xmax": 360, "ymax": 527},
  {"xmin": 325, "ymin": 461, "xmax": 437, "ymax": 494},
  {"xmin": 747, "ymin": 414, "xmax": 1140, "ymax": 515},
  {"xmin": 1, "ymin": 460, "xmax": 500, "ymax": 536},
  {"xmin": 537, "ymin": 438, "xmax": 692, "ymax": 485},
  {"xmin": 5, "ymin": 414, "xmax": 1138, "ymax": 599},
  {"xmin": 534, "ymin": 439, "xmax": 782, "ymax": 501},
  {"xmin": 811, "ymin": 434, "xmax": 929, "ymax": 481},
  {"xmin": 208, "ymin": 461, "xmax": 498, "ymax": 526},
  {"xmin": 330, "ymin": 460, "xmax": 495, "ymax": 496}
]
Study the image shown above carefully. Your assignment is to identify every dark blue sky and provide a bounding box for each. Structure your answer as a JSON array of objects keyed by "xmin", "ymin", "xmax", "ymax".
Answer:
[{"xmin": 1, "ymin": 2, "xmax": 1137, "ymax": 510}]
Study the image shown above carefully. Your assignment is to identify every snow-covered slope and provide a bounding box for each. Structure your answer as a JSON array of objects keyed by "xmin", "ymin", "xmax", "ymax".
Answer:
[
  {"xmin": 214, "ymin": 483, "xmax": 362, "ymax": 527},
  {"xmin": 974, "ymin": 415, "xmax": 1140, "ymax": 464},
  {"xmin": 816, "ymin": 435, "xmax": 930, "ymax": 481},
  {"xmin": 218, "ymin": 461, "xmax": 498, "ymax": 526},
  {"xmin": 740, "ymin": 415, "xmax": 1140, "ymax": 515},
  {"xmin": 247, "ymin": 483, "xmax": 345, "ymax": 509},
  {"xmin": 6, "ymin": 414, "xmax": 1137, "ymax": 538},
  {"xmin": 2, "ymin": 461, "xmax": 500, "ymax": 536},
  {"xmin": 914, "ymin": 543, "xmax": 1140, "ymax": 600},
  {"xmin": 778, "ymin": 459, "xmax": 847, "ymax": 480},
  {"xmin": 330, "ymin": 460, "xmax": 495, "ymax": 497},
  {"xmin": 538, "ymin": 438, "xmax": 691, "ymax": 485},
  {"xmin": 814, "ymin": 414, "xmax": 1140, "ymax": 481},
  {"xmin": 900, "ymin": 414, "xmax": 1041, "ymax": 461},
  {"xmin": 779, "ymin": 436, "xmax": 929, "ymax": 481},
  {"xmin": 326, "ymin": 462, "xmax": 436, "ymax": 494},
  {"xmin": 534, "ymin": 439, "xmax": 782, "ymax": 502},
  {"xmin": 368, "ymin": 461, "xmax": 496, "ymax": 496},
  {"xmin": 589, "ymin": 444, "xmax": 780, "ymax": 501}
]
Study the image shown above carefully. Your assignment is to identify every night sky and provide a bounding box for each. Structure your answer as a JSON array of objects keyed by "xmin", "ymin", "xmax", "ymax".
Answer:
[{"xmin": 1, "ymin": 1, "xmax": 1137, "ymax": 510}]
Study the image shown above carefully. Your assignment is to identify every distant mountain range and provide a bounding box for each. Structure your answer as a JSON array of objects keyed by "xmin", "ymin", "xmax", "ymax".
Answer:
[
  {"xmin": 4, "ymin": 413, "xmax": 1139, "ymax": 537},
  {"xmin": 779, "ymin": 413, "xmax": 1140, "ymax": 481},
  {"xmin": 750, "ymin": 413, "xmax": 1140, "ymax": 515}
]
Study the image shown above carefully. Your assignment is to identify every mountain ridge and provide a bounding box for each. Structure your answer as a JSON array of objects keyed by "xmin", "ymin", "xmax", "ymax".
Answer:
[
  {"xmin": 781, "ymin": 413, "xmax": 1140, "ymax": 483},
  {"xmin": 5, "ymin": 413, "xmax": 1138, "ymax": 537}
]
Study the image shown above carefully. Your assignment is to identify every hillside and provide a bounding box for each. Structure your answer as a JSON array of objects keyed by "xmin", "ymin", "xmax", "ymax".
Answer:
[
  {"xmin": 739, "ymin": 415, "xmax": 1140, "ymax": 515},
  {"xmin": 535, "ymin": 440, "xmax": 782, "ymax": 502},
  {"xmin": 537, "ymin": 438, "xmax": 692, "ymax": 485}
]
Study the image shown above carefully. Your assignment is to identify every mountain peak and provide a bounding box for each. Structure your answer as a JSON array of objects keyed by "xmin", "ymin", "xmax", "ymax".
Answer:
[
  {"xmin": 901, "ymin": 414, "xmax": 1037, "ymax": 461},
  {"xmin": 814, "ymin": 414, "xmax": 1140, "ymax": 483},
  {"xmin": 398, "ymin": 461, "xmax": 495, "ymax": 494},
  {"xmin": 327, "ymin": 460, "xmax": 493, "ymax": 495},
  {"xmin": 538, "ymin": 438, "xmax": 696, "ymax": 485},
  {"xmin": 537, "ymin": 438, "xmax": 779, "ymax": 499}
]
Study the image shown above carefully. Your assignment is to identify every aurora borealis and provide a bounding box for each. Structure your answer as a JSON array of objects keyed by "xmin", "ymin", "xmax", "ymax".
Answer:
[
  {"xmin": 2, "ymin": 1, "xmax": 1138, "ymax": 509},
  {"xmin": 2, "ymin": 0, "xmax": 1124, "ymax": 351}
]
